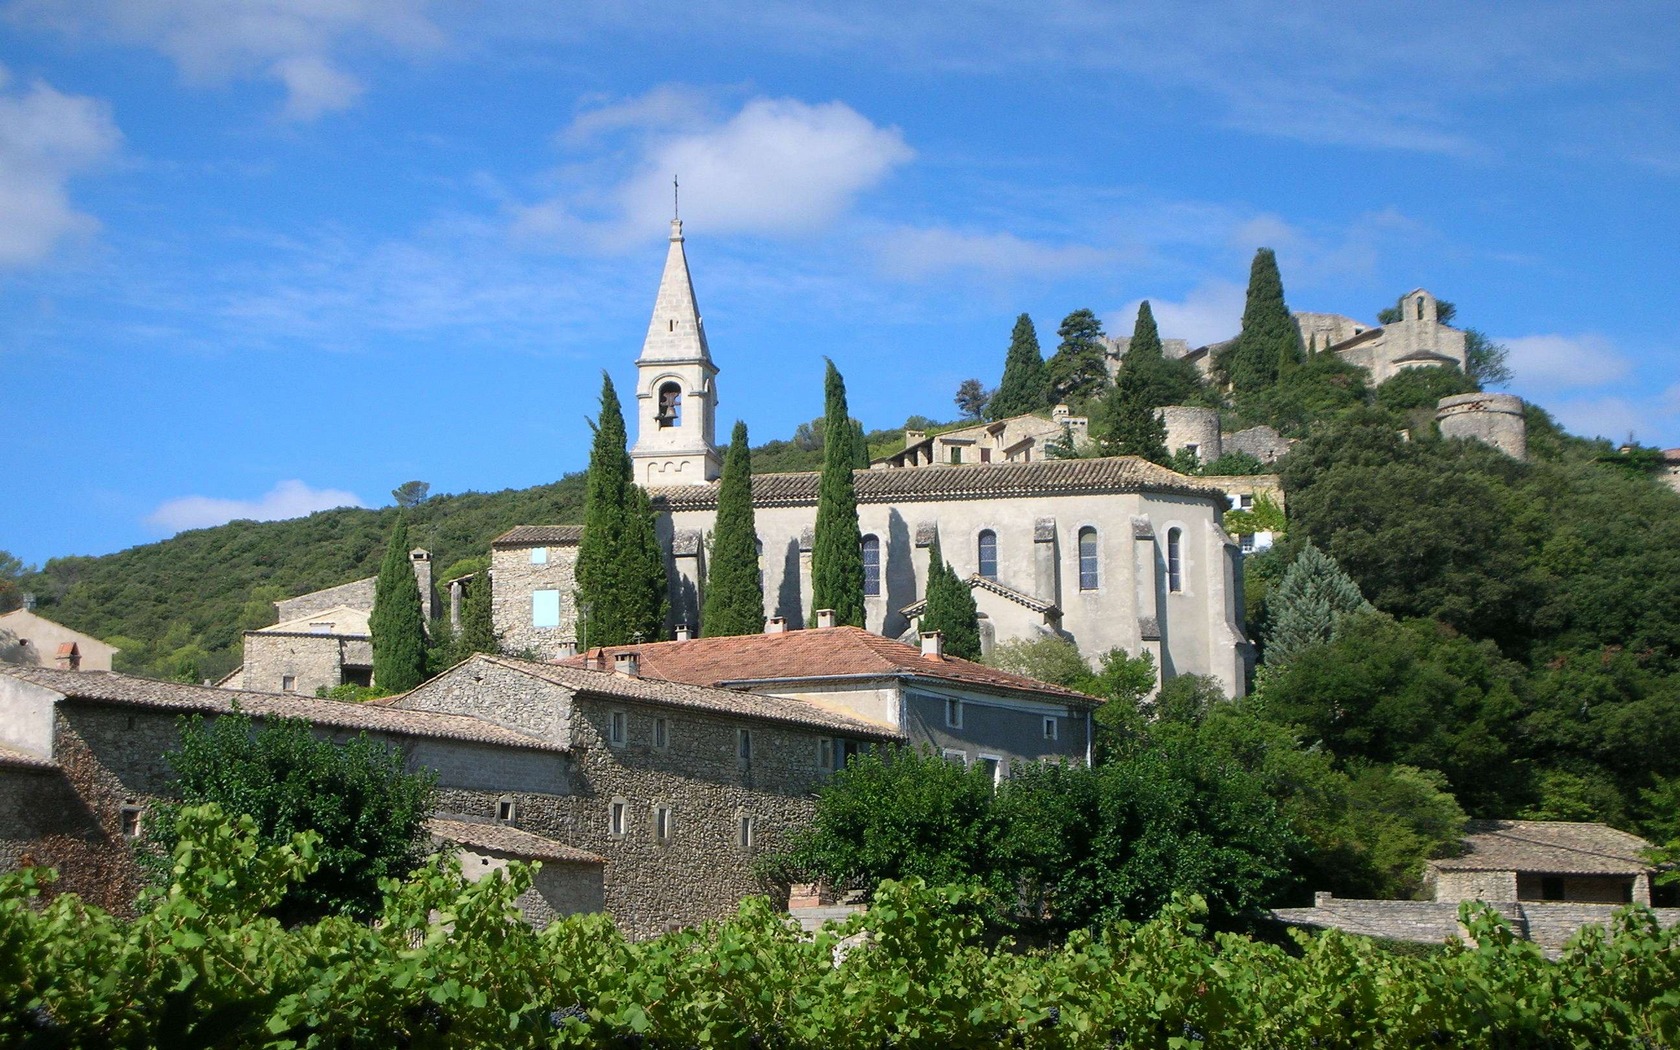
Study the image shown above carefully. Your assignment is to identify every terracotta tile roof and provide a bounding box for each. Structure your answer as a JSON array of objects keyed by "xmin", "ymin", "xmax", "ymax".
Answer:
[
  {"xmin": 649, "ymin": 456, "xmax": 1222, "ymax": 511},
  {"xmin": 0, "ymin": 665, "xmax": 561, "ymax": 753},
  {"xmin": 472, "ymin": 654, "xmax": 900, "ymax": 738},
  {"xmin": 428, "ymin": 818, "xmax": 604, "ymax": 864},
  {"xmin": 1432, "ymin": 820, "xmax": 1656, "ymax": 876},
  {"xmin": 493, "ymin": 525, "xmax": 583, "ymax": 546},
  {"xmin": 560, "ymin": 626, "xmax": 1099, "ymax": 706},
  {"xmin": 0, "ymin": 742, "xmax": 57, "ymax": 770}
]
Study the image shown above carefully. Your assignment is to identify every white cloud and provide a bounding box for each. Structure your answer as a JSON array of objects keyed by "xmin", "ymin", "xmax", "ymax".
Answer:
[
  {"xmin": 10, "ymin": 0, "xmax": 444, "ymax": 120},
  {"xmin": 874, "ymin": 226, "xmax": 1114, "ymax": 280},
  {"xmin": 1502, "ymin": 332, "xmax": 1630, "ymax": 390},
  {"xmin": 1110, "ymin": 281, "xmax": 1246, "ymax": 347},
  {"xmin": 518, "ymin": 92, "xmax": 913, "ymax": 246},
  {"xmin": 146, "ymin": 479, "xmax": 364, "ymax": 533},
  {"xmin": 0, "ymin": 66, "xmax": 120, "ymax": 268}
]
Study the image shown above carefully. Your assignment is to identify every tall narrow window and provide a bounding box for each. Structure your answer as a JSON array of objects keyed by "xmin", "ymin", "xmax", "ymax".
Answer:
[
  {"xmin": 945, "ymin": 698, "xmax": 963, "ymax": 729},
  {"xmin": 609, "ymin": 800, "xmax": 626, "ymax": 837},
  {"xmin": 654, "ymin": 805, "xmax": 673, "ymax": 842},
  {"xmin": 737, "ymin": 728, "xmax": 752, "ymax": 765},
  {"xmin": 950, "ymin": 446, "xmax": 963, "ymax": 464},
  {"xmin": 533, "ymin": 589, "xmax": 561, "ymax": 628},
  {"xmin": 1167, "ymin": 528, "xmax": 1184, "ymax": 593},
  {"xmin": 1416, "ymin": 295, "xmax": 1426, "ymax": 319},
  {"xmin": 861, "ymin": 535, "xmax": 881, "ymax": 597},
  {"xmin": 657, "ymin": 382, "xmax": 683, "ymax": 427},
  {"xmin": 738, "ymin": 814, "xmax": 755, "ymax": 849},
  {"xmin": 609, "ymin": 710, "xmax": 628, "ymax": 747},
  {"xmin": 653, "ymin": 717, "xmax": 669, "ymax": 750},
  {"xmin": 1078, "ymin": 527, "xmax": 1099, "ymax": 591},
  {"xmin": 977, "ymin": 530, "xmax": 998, "ymax": 580}
]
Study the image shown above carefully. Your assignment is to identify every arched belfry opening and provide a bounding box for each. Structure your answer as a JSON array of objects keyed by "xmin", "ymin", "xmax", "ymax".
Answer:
[{"xmin": 657, "ymin": 382, "xmax": 683, "ymax": 427}]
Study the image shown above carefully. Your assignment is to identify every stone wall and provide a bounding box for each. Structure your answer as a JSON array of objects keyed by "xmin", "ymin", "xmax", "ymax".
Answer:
[
  {"xmin": 275, "ymin": 577, "xmax": 377, "ymax": 622},
  {"xmin": 1432, "ymin": 868, "xmax": 1517, "ymax": 903},
  {"xmin": 491, "ymin": 542, "xmax": 580, "ymax": 659},
  {"xmin": 1157, "ymin": 407, "xmax": 1222, "ymax": 464},
  {"xmin": 454, "ymin": 843, "xmax": 605, "ymax": 928},
  {"xmin": 239, "ymin": 632, "xmax": 371, "ymax": 695},
  {"xmin": 1221, "ymin": 425, "xmax": 1292, "ymax": 465},
  {"xmin": 1273, "ymin": 892, "xmax": 1680, "ymax": 954}
]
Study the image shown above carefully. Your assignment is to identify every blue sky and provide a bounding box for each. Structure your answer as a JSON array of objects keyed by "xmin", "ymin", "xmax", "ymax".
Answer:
[{"xmin": 1, "ymin": 1, "xmax": 1677, "ymax": 567}]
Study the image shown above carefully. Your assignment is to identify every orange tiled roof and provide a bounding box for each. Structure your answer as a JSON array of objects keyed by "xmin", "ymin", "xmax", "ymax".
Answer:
[{"xmin": 561, "ymin": 626, "xmax": 1099, "ymax": 706}]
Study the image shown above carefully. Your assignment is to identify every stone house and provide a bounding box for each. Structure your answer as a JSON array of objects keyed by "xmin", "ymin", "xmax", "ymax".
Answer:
[
  {"xmin": 1272, "ymin": 820, "xmax": 1678, "ymax": 954},
  {"xmin": 486, "ymin": 525, "xmax": 583, "ymax": 658},
  {"xmin": 872, "ymin": 407, "xmax": 1090, "ymax": 469},
  {"xmin": 0, "ymin": 608, "xmax": 119, "ymax": 672},
  {"xmin": 563, "ymin": 622, "xmax": 1101, "ymax": 776},
  {"xmin": 1307, "ymin": 288, "xmax": 1469, "ymax": 385}
]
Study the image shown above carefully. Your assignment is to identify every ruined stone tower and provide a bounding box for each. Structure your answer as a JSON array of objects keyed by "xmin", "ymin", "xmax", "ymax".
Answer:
[{"xmin": 1436, "ymin": 392, "xmax": 1527, "ymax": 460}]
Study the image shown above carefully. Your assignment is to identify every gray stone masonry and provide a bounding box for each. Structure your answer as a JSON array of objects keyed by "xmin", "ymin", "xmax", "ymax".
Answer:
[
  {"xmin": 1157, "ymin": 406, "xmax": 1222, "ymax": 464},
  {"xmin": 492, "ymin": 540, "xmax": 580, "ymax": 660},
  {"xmin": 1273, "ymin": 893, "xmax": 1680, "ymax": 955},
  {"xmin": 1437, "ymin": 393, "xmax": 1527, "ymax": 460},
  {"xmin": 240, "ymin": 631, "xmax": 371, "ymax": 696}
]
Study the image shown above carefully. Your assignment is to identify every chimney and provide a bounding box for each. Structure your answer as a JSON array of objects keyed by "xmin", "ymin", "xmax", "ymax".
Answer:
[
  {"xmin": 675, "ymin": 623, "xmax": 693, "ymax": 641},
  {"xmin": 920, "ymin": 631, "xmax": 945, "ymax": 659},
  {"xmin": 904, "ymin": 429, "xmax": 927, "ymax": 448},
  {"xmin": 764, "ymin": 616, "xmax": 788, "ymax": 634},
  {"xmin": 815, "ymin": 609, "xmax": 836, "ymax": 629},
  {"xmin": 21, "ymin": 593, "xmax": 36, "ymax": 611},
  {"xmin": 613, "ymin": 652, "xmax": 640, "ymax": 677},
  {"xmin": 409, "ymin": 549, "xmax": 435, "ymax": 619},
  {"xmin": 557, "ymin": 641, "xmax": 578, "ymax": 658}
]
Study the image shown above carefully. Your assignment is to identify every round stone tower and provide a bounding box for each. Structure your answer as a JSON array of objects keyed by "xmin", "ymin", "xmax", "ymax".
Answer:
[
  {"xmin": 1435, "ymin": 393, "xmax": 1526, "ymax": 460},
  {"xmin": 1156, "ymin": 406, "xmax": 1223, "ymax": 465}
]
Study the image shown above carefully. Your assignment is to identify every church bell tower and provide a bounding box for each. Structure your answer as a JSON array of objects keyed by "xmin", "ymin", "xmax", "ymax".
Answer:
[{"xmin": 630, "ymin": 218, "xmax": 721, "ymax": 486}]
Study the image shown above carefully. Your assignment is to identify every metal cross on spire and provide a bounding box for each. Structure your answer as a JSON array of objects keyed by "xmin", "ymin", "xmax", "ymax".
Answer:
[{"xmin": 673, "ymin": 174, "xmax": 679, "ymax": 220}]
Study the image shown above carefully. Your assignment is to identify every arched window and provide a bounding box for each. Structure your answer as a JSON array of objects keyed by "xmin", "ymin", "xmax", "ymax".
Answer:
[
  {"xmin": 1078, "ymin": 527, "xmax": 1099, "ymax": 591},
  {"xmin": 977, "ymin": 530, "xmax": 998, "ymax": 580},
  {"xmin": 657, "ymin": 382, "xmax": 683, "ymax": 427},
  {"xmin": 1415, "ymin": 295, "xmax": 1426, "ymax": 319},
  {"xmin": 861, "ymin": 535, "xmax": 881, "ymax": 597},
  {"xmin": 1167, "ymin": 527, "xmax": 1183, "ymax": 593}
]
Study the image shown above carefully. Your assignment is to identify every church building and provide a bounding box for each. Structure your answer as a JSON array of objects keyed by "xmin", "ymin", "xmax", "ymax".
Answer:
[{"xmin": 493, "ymin": 220, "xmax": 1254, "ymax": 696}]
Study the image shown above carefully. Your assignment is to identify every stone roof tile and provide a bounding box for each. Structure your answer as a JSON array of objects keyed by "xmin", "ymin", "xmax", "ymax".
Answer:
[
  {"xmin": 649, "ymin": 457, "xmax": 1221, "ymax": 511},
  {"xmin": 1432, "ymin": 820, "xmax": 1655, "ymax": 876},
  {"xmin": 0, "ymin": 665, "xmax": 560, "ymax": 753},
  {"xmin": 0, "ymin": 742, "xmax": 57, "ymax": 770},
  {"xmin": 428, "ymin": 818, "xmax": 604, "ymax": 864},
  {"xmin": 562, "ymin": 626, "xmax": 1098, "ymax": 706},
  {"xmin": 493, "ymin": 525, "xmax": 583, "ymax": 547}
]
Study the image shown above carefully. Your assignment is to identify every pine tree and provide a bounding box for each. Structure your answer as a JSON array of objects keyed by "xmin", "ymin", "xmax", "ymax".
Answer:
[
  {"xmin": 1095, "ymin": 371, "xmax": 1170, "ymax": 464},
  {"xmin": 1118, "ymin": 300, "xmax": 1203, "ymax": 409},
  {"xmin": 453, "ymin": 570, "xmax": 499, "ymax": 660},
  {"xmin": 1217, "ymin": 248, "xmax": 1304, "ymax": 395},
  {"xmin": 1046, "ymin": 308, "xmax": 1111, "ymax": 406},
  {"xmin": 369, "ymin": 516, "xmax": 427, "ymax": 692},
  {"xmin": 1264, "ymin": 543, "xmax": 1373, "ymax": 666},
  {"xmin": 811, "ymin": 359, "xmax": 865, "ymax": 627},
  {"xmin": 988, "ymin": 313, "xmax": 1051, "ymax": 419},
  {"xmin": 702, "ymin": 421, "xmax": 765, "ymax": 637},
  {"xmin": 920, "ymin": 535, "xmax": 980, "ymax": 660},
  {"xmin": 575, "ymin": 373, "xmax": 667, "ymax": 647}
]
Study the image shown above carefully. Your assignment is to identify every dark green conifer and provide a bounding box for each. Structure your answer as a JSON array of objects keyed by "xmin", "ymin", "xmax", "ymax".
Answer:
[
  {"xmin": 1265, "ymin": 544, "xmax": 1372, "ymax": 666},
  {"xmin": 851, "ymin": 419, "xmax": 870, "ymax": 470},
  {"xmin": 1118, "ymin": 300, "xmax": 1204, "ymax": 409},
  {"xmin": 702, "ymin": 421, "xmax": 765, "ymax": 637},
  {"xmin": 988, "ymin": 313, "xmax": 1051, "ymax": 419},
  {"xmin": 920, "ymin": 535, "xmax": 981, "ymax": 660},
  {"xmin": 575, "ymin": 373, "xmax": 666, "ymax": 647},
  {"xmin": 1046, "ymin": 308, "xmax": 1111, "ymax": 406},
  {"xmin": 617, "ymin": 484, "xmax": 669, "ymax": 643},
  {"xmin": 369, "ymin": 516, "xmax": 427, "ymax": 692},
  {"xmin": 1095, "ymin": 369, "xmax": 1170, "ymax": 464},
  {"xmin": 454, "ymin": 570, "xmax": 499, "ymax": 659},
  {"xmin": 1217, "ymin": 248, "xmax": 1304, "ymax": 394},
  {"xmin": 811, "ymin": 360, "xmax": 865, "ymax": 627}
]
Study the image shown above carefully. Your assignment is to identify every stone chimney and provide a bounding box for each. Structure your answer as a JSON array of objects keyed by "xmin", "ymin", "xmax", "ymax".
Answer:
[
  {"xmin": 764, "ymin": 616, "xmax": 788, "ymax": 634},
  {"xmin": 409, "ymin": 549, "xmax": 435, "ymax": 619},
  {"xmin": 675, "ymin": 623, "xmax": 693, "ymax": 641},
  {"xmin": 613, "ymin": 651, "xmax": 640, "ymax": 677},
  {"xmin": 904, "ymin": 429, "xmax": 927, "ymax": 448},
  {"xmin": 557, "ymin": 641, "xmax": 578, "ymax": 658},
  {"xmin": 815, "ymin": 609, "xmax": 836, "ymax": 629},
  {"xmin": 920, "ymin": 631, "xmax": 945, "ymax": 659}
]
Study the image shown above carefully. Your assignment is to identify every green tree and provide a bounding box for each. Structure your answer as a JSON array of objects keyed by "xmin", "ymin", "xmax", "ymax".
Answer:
[
  {"xmin": 702, "ymin": 421, "xmax": 766, "ymax": 637},
  {"xmin": 850, "ymin": 418, "xmax": 870, "ymax": 470},
  {"xmin": 618, "ymin": 484, "xmax": 669, "ymax": 644},
  {"xmin": 1094, "ymin": 370, "xmax": 1169, "ymax": 463},
  {"xmin": 1046, "ymin": 308, "xmax": 1110, "ymax": 406},
  {"xmin": 0, "ymin": 550, "xmax": 28, "ymax": 613},
  {"xmin": 1117, "ymin": 301, "xmax": 1204, "ymax": 409},
  {"xmin": 987, "ymin": 313, "xmax": 1051, "ymax": 419},
  {"xmin": 148, "ymin": 710, "xmax": 436, "ymax": 921},
  {"xmin": 953, "ymin": 378, "xmax": 990, "ymax": 421},
  {"xmin": 1375, "ymin": 366, "xmax": 1478, "ymax": 412},
  {"xmin": 369, "ymin": 516, "xmax": 427, "ymax": 693},
  {"xmin": 811, "ymin": 360, "xmax": 865, "ymax": 627},
  {"xmin": 1217, "ymin": 248, "xmax": 1304, "ymax": 394},
  {"xmin": 920, "ymin": 535, "xmax": 980, "ymax": 661},
  {"xmin": 1263, "ymin": 543, "xmax": 1372, "ymax": 666},
  {"xmin": 390, "ymin": 480, "xmax": 431, "ymax": 508},
  {"xmin": 576, "ymin": 373, "xmax": 668, "ymax": 647},
  {"xmin": 1465, "ymin": 329, "xmax": 1514, "ymax": 387},
  {"xmin": 452, "ymin": 570, "xmax": 499, "ymax": 660}
]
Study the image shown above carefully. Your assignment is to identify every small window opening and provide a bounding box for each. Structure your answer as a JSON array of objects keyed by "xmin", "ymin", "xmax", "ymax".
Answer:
[
  {"xmin": 609, "ymin": 710, "xmax": 627, "ymax": 747},
  {"xmin": 1043, "ymin": 716, "xmax": 1059, "ymax": 741},
  {"xmin": 668, "ymin": 318, "xmax": 675, "ymax": 332},
  {"xmin": 942, "ymin": 748, "xmax": 967, "ymax": 767},
  {"xmin": 120, "ymin": 805, "xmax": 143, "ymax": 840},
  {"xmin": 654, "ymin": 805, "xmax": 673, "ymax": 842},
  {"xmin": 497, "ymin": 797, "xmax": 516, "ymax": 822},
  {"xmin": 281, "ymin": 675, "xmax": 296, "ymax": 693},
  {"xmin": 950, "ymin": 446, "xmax": 963, "ymax": 464},
  {"xmin": 653, "ymin": 716, "xmax": 669, "ymax": 749},
  {"xmin": 610, "ymin": 800, "xmax": 626, "ymax": 837},
  {"xmin": 945, "ymin": 698, "xmax": 963, "ymax": 729},
  {"xmin": 738, "ymin": 815, "xmax": 755, "ymax": 850},
  {"xmin": 978, "ymin": 530, "xmax": 998, "ymax": 581},
  {"xmin": 531, "ymin": 546, "xmax": 549, "ymax": 565},
  {"xmin": 737, "ymin": 728, "xmax": 752, "ymax": 765}
]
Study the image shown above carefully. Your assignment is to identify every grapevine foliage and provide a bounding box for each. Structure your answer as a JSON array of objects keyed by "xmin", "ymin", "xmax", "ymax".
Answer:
[{"xmin": 5, "ymin": 806, "xmax": 1680, "ymax": 1048}]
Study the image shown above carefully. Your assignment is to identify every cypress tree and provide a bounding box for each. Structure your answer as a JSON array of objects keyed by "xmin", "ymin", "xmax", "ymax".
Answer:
[
  {"xmin": 1264, "ymin": 544, "xmax": 1373, "ymax": 666},
  {"xmin": 702, "ymin": 422, "xmax": 765, "ymax": 636},
  {"xmin": 920, "ymin": 535, "xmax": 981, "ymax": 660},
  {"xmin": 1217, "ymin": 248, "xmax": 1305, "ymax": 395},
  {"xmin": 989, "ymin": 313, "xmax": 1051, "ymax": 419},
  {"xmin": 811, "ymin": 359, "xmax": 865, "ymax": 627},
  {"xmin": 369, "ymin": 516, "xmax": 427, "ymax": 692},
  {"xmin": 851, "ymin": 418, "xmax": 870, "ymax": 470},
  {"xmin": 617, "ymin": 484, "xmax": 669, "ymax": 643},
  {"xmin": 1046, "ymin": 308, "xmax": 1111, "ymax": 406},
  {"xmin": 1095, "ymin": 370, "xmax": 1170, "ymax": 464},
  {"xmin": 576, "ymin": 372, "xmax": 668, "ymax": 647},
  {"xmin": 452, "ymin": 570, "xmax": 499, "ymax": 661},
  {"xmin": 1119, "ymin": 300, "xmax": 1203, "ymax": 409}
]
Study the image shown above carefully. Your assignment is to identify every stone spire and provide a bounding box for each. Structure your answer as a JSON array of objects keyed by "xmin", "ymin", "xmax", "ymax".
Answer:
[
  {"xmin": 638, "ymin": 219, "xmax": 712, "ymax": 366},
  {"xmin": 630, "ymin": 219, "xmax": 721, "ymax": 485}
]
